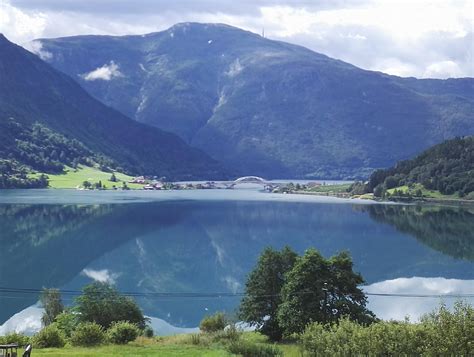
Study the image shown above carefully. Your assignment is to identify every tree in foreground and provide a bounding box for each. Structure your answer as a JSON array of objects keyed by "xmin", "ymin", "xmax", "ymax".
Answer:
[
  {"xmin": 277, "ymin": 249, "xmax": 375, "ymax": 336},
  {"xmin": 40, "ymin": 288, "xmax": 64, "ymax": 326},
  {"xmin": 75, "ymin": 282, "xmax": 146, "ymax": 329},
  {"xmin": 239, "ymin": 246, "xmax": 297, "ymax": 341}
]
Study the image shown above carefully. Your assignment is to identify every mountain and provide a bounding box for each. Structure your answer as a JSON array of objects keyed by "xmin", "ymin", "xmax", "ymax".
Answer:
[
  {"xmin": 0, "ymin": 34, "xmax": 226, "ymax": 183},
  {"xmin": 367, "ymin": 136, "xmax": 474, "ymax": 198},
  {"xmin": 33, "ymin": 23, "xmax": 474, "ymax": 179}
]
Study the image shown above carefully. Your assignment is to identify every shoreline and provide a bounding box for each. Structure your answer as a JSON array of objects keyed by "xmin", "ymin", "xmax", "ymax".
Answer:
[{"xmin": 285, "ymin": 190, "xmax": 474, "ymax": 207}]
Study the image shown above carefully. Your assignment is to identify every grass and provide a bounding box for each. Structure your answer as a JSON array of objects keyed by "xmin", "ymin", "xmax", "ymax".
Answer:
[
  {"xmin": 387, "ymin": 183, "xmax": 459, "ymax": 200},
  {"xmin": 240, "ymin": 333, "xmax": 300, "ymax": 357},
  {"xmin": 30, "ymin": 333, "xmax": 299, "ymax": 357},
  {"xmin": 305, "ymin": 183, "xmax": 352, "ymax": 194},
  {"xmin": 31, "ymin": 165, "xmax": 143, "ymax": 189},
  {"xmin": 34, "ymin": 344, "xmax": 230, "ymax": 356}
]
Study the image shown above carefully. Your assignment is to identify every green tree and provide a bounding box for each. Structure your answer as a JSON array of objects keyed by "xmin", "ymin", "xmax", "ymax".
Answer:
[
  {"xmin": 40, "ymin": 288, "xmax": 64, "ymax": 326},
  {"xmin": 277, "ymin": 249, "xmax": 374, "ymax": 336},
  {"xmin": 239, "ymin": 247, "xmax": 297, "ymax": 341},
  {"xmin": 110, "ymin": 173, "xmax": 118, "ymax": 182},
  {"xmin": 83, "ymin": 180, "xmax": 92, "ymax": 189},
  {"xmin": 75, "ymin": 282, "xmax": 146, "ymax": 329}
]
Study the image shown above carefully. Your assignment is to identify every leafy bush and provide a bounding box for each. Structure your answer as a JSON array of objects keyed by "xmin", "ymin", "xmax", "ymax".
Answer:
[
  {"xmin": 212, "ymin": 324, "xmax": 241, "ymax": 342},
  {"xmin": 107, "ymin": 321, "xmax": 140, "ymax": 344},
  {"xmin": 227, "ymin": 340, "xmax": 283, "ymax": 357},
  {"xmin": 32, "ymin": 324, "xmax": 66, "ymax": 348},
  {"xmin": 199, "ymin": 312, "xmax": 227, "ymax": 333},
  {"xmin": 54, "ymin": 310, "xmax": 79, "ymax": 338},
  {"xmin": 0, "ymin": 332, "xmax": 30, "ymax": 346},
  {"xmin": 75, "ymin": 282, "xmax": 146, "ymax": 329},
  {"xmin": 300, "ymin": 302, "xmax": 474, "ymax": 356},
  {"xmin": 71, "ymin": 322, "xmax": 106, "ymax": 346},
  {"xmin": 142, "ymin": 325, "xmax": 154, "ymax": 338},
  {"xmin": 189, "ymin": 333, "xmax": 202, "ymax": 345}
]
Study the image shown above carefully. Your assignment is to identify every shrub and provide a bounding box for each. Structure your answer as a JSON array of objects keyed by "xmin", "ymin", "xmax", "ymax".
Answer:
[
  {"xmin": 212, "ymin": 324, "xmax": 241, "ymax": 343},
  {"xmin": 71, "ymin": 322, "xmax": 106, "ymax": 346},
  {"xmin": 54, "ymin": 310, "xmax": 79, "ymax": 338},
  {"xmin": 75, "ymin": 282, "xmax": 146, "ymax": 329},
  {"xmin": 0, "ymin": 332, "xmax": 30, "ymax": 346},
  {"xmin": 142, "ymin": 325, "xmax": 154, "ymax": 338},
  {"xmin": 107, "ymin": 321, "xmax": 140, "ymax": 344},
  {"xmin": 190, "ymin": 333, "xmax": 201, "ymax": 345},
  {"xmin": 300, "ymin": 302, "xmax": 474, "ymax": 356},
  {"xmin": 200, "ymin": 312, "xmax": 227, "ymax": 333},
  {"xmin": 227, "ymin": 340, "xmax": 283, "ymax": 357},
  {"xmin": 32, "ymin": 324, "xmax": 66, "ymax": 348}
]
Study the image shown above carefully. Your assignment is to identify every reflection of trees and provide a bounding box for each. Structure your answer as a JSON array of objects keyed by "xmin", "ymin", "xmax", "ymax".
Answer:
[
  {"xmin": 2, "ymin": 200, "xmax": 474, "ymax": 327},
  {"xmin": 0, "ymin": 205, "xmax": 113, "ymax": 247},
  {"xmin": 0, "ymin": 203, "xmax": 188, "ymax": 324},
  {"xmin": 364, "ymin": 205, "xmax": 474, "ymax": 261}
]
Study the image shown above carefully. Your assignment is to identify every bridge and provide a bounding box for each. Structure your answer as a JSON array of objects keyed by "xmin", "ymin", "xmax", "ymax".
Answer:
[
  {"xmin": 219, "ymin": 176, "xmax": 281, "ymax": 190},
  {"xmin": 233, "ymin": 176, "xmax": 268, "ymax": 184}
]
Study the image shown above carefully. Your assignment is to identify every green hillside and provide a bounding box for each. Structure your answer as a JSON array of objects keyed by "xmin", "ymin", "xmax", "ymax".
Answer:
[
  {"xmin": 37, "ymin": 23, "xmax": 474, "ymax": 179},
  {"xmin": 0, "ymin": 34, "xmax": 226, "ymax": 188},
  {"xmin": 367, "ymin": 136, "xmax": 474, "ymax": 199}
]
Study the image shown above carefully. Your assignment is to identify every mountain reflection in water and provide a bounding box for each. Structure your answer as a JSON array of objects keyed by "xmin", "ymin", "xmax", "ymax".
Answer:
[{"xmin": 1, "ymin": 196, "xmax": 473, "ymax": 328}]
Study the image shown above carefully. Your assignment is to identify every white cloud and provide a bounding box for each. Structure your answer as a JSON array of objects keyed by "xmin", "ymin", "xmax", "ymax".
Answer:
[
  {"xmin": 365, "ymin": 277, "xmax": 474, "ymax": 321},
  {"xmin": 0, "ymin": 305, "xmax": 43, "ymax": 336},
  {"xmin": 2, "ymin": 0, "xmax": 473, "ymax": 78},
  {"xmin": 82, "ymin": 268, "xmax": 118, "ymax": 283},
  {"xmin": 82, "ymin": 61, "xmax": 123, "ymax": 81},
  {"xmin": 423, "ymin": 60, "xmax": 463, "ymax": 79},
  {"xmin": 0, "ymin": 1, "xmax": 47, "ymax": 44},
  {"xmin": 24, "ymin": 39, "xmax": 52, "ymax": 60}
]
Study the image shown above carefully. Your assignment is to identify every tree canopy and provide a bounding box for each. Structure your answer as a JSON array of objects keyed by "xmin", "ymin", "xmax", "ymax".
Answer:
[
  {"xmin": 239, "ymin": 246, "xmax": 297, "ymax": 341},
  {"xmin": 239, "ymin": 247, "xmax": 375, "ymax": 340},
  {"xmin": 368, "ymin": 136, "xmax": 474, "ymax": 198},
  {"xmin": 40, "ymin": 288, "xmax": 64, "ymax": 326},
  {"xmin": 75, "ymin": 282, "xmax": 146, "ymax": 329}
]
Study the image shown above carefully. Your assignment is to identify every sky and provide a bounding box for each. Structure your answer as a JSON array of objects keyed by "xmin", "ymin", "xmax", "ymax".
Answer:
[{"xmin": 1, "ymin": 0, "xmax": 472, "ymax": 79}]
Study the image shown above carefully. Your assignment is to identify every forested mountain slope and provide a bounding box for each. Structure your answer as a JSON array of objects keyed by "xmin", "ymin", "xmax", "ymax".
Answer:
[
  {"xmin": 36, "ymin": 23, "xmax": 474, "ymax": 178},
  {"xmin": 367, "ymin": 136, "xmax": 474, "ymax": 198},
  {"xmin": 0, "ymin": 34, "xmax": 226, "ymax": 187}
]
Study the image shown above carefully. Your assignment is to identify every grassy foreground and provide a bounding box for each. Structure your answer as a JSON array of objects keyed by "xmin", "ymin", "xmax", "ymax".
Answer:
[
  {"xmin": 31, "ymin": 165, "xmax": 143, "ymax": 189},
  {"xmin": 32, "ymin": 333, "xmax": 299, "ymax": 357}
]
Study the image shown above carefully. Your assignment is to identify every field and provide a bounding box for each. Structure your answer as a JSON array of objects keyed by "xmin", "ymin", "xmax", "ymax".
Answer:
[
  {"xmin": 31, "ymin": 333, "xmax": 300, "ymax": 357},
  {"xmin": 31, "ymin": 165, "xmax": 143, "ymax": 189},
  {"xmin": 387, "ymin": 183, "xmax": 459, "ymax": 200},
  {"xmin": 305, "ymin": 183, "xmax": 352, "ymax": 193}
]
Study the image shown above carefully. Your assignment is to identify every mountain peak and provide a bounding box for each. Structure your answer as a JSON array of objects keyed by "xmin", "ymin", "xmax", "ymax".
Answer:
[
  {"xmin": 0, "ymin": 33, "xmax": 11, "ymax": 45},
  {"xmin": 33, "ymin": 27, "xmax": 474, "ymax": 179}
]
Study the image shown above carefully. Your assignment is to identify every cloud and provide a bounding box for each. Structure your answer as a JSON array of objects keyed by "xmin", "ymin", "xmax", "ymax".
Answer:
[
  {"xmin": 0, "ymin": 1, "xmax": 47, "ymax": 44},
  {"xmin": 365, "ymin": 277, "xmax": 474, "ymax": 321},
  {"xmin": 82, "ymin": 61, "xmax": 123, "ymax": 81},
  {"xmin": 0, "ymin": 305, "xmax": 43, "ymax": 336},
  {"xmin": 23, "ymin": 40, "xmax": 52, "ymax": 60},
  {"xmin": 423, "ymin": 60, "xmax": 463, "ymax": 79},
  {"xmin": 2, "ymin": 0, "xmax": 473, "ymax": 78},
  {"xmin": 82, "ymin": 268, "xmax": 118, "ymax": 283}
]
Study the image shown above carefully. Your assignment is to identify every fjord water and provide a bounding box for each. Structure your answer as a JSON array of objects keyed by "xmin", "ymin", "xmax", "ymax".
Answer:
[{"xmin": 1, "ymin": 188, "xmax": 473, "ymax": 331}]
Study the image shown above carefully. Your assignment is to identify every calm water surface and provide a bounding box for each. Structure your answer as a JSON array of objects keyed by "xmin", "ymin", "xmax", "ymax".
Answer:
[{"xmin": 0, "ymin": 188, "xmax": 473, "ymax": 334}]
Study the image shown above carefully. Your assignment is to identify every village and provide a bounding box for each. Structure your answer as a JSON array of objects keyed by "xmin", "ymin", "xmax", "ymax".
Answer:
[{"xmin": 129, "ymin": 176, "xmax": 233, "ymax": 190}]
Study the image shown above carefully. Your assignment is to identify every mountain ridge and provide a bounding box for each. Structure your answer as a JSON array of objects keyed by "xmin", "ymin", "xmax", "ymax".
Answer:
[
  {"xmin": 0, "ymin": 34, "xmax": 227, "ymax": 182},
  {"xmin": 33, "ymin": 23, "xmax": 474, "ymax": 178}
]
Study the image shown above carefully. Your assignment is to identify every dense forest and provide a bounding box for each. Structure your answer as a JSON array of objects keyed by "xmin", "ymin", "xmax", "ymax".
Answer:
[
  {"xmin": 367, "ymin": 136, "xmax": 474, "ymax": 198},
  {"xmin": 0, "ymin": 117, "xmax": 117, "ymax": 188}
]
